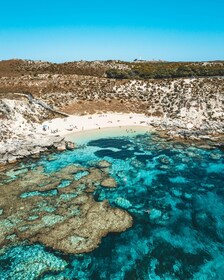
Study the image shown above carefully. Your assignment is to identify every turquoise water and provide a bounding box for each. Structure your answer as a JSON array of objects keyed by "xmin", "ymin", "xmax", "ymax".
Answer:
[{"xmin": 1, "ymin": 130, "xmax": 224, "ymax": 279}]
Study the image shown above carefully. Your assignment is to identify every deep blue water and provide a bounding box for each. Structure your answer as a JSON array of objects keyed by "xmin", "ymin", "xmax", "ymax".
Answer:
[{"xmin": 1, "ymin": 132, "xmax": 224, "ymax": 279}]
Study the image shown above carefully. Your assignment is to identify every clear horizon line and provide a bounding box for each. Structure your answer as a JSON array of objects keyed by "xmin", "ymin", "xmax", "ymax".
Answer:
[{"xmin": 1, "ymin": 57, "xmax": 224, "ymax": 64}]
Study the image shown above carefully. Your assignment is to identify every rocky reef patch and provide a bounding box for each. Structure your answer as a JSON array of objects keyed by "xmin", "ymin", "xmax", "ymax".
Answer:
[
  {"xmin": 0, "ymin": 131, "xmax": 224, "ymax": 279},
  {"xmin": 0, "ymin": 161, "xmax": 132, "ymax": 254}
]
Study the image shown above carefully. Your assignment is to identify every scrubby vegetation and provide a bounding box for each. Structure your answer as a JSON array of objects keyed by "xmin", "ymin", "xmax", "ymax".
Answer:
[
  {"xmin": 0, "ymin": 59, "xmax": 129, "ymax": 77},
  {"xmin": 106, "ymin": 62, "xmax": 224, "ymax": 79},
  {"xmin": 1, "ymin": 59, "xmax": 223, "ymax": 80}
]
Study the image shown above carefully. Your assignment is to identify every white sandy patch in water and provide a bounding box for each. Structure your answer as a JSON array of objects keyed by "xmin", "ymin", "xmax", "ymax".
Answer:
[{"xmin": 64, "ymin": 126, "xmax": 152, "ymax": 145}]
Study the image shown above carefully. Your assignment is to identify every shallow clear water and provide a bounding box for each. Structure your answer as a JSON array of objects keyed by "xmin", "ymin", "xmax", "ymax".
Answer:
[{"xmin": 1, "ymin": 130, "xmax": 224, "ymax": 280}]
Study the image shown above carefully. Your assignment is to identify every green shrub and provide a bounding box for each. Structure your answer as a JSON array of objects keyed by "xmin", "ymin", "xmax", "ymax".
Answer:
[{"xmin": 106, "ymin": 62, "xmax": 224, "ymax": 80}]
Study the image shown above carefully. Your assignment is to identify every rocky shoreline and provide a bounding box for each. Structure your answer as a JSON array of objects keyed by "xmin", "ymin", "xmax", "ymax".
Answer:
[
  {"xmin": 0, "ymin": 94, "xmax": 75, "ymax": 165},
  {"xmin": 0, "ymin": 135, "xmax": 75, "ymax": 164},
  {"xmin": 1, "ymin": 120, "xmax": 223, "ymax": 166},
  {"xmin": 1, "ymin": 113, "xmax": 224, "ymax": 165}
]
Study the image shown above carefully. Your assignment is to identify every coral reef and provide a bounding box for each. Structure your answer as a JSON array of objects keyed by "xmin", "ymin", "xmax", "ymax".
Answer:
[
  {"xmin": 0, "ymin": 244, "xmax": 67, "ymax": 280},
  {"xmin": 0, "ymin": 132, "xmax": 224, "ymax": 279},
  {"xmin": 0, "ymin": 162, "xmax": 132, "ymax": 254}
]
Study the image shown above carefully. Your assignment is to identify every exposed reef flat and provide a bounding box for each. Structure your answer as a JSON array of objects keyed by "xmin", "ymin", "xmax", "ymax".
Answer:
[{"xmin": 0, "ymin": 161, "xmax": 132, "ymax": 254}]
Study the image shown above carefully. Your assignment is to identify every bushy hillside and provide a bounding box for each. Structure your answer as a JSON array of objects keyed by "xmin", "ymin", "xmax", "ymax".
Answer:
[
  {"xmin": 0, "ymin": 59, "xmax": 223, "ymax": 79},
  {"xmin": 106, "ymin": 61, "xmax": 224, "ymax": 79}
]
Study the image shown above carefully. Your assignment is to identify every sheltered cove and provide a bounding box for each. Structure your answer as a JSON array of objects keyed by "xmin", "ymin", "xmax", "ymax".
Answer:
[{"xmin": 0, "ymin": 60, "xmax": 224, "ymax": 279}]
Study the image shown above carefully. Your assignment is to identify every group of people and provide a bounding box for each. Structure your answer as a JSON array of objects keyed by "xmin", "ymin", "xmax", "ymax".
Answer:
[{"xmin": 42, "ymin": 124, "xmax": 58, "ymax": 134}]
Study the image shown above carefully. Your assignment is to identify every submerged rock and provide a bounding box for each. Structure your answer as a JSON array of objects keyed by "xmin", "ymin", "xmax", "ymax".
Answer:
[
  {"xmin": 94, "ymin": 160, "xmax": 111, "ymax": 169},
  {"xmin": 0, "ymin": 164, "xmax": 132, "ymax": 254},
  {"xmin": 101, "ymin": 177, "xmax": 117, "ymax": 188},
  {"xmin": 33, "ymin": 196, "xmax": 132, "ymax": 254},
  {"xmin": 114, "ymin": 197, "xmax": 132, "ymax": 209},
  {"xmin": 65, "ymin": 141, "xmax": 75, "ymax": 150},
  {"xmin": 0, "ymin": 244, "xmax": 67, "ymax": 280},
  {"xmin": 149, "ymin": 209, "xmax": 162, "ymax": 220}
]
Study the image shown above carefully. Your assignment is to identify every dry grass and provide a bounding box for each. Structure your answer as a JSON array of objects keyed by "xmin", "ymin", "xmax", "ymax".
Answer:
[{"xmin": 62, "ymin": 99, "xmax": 148, "ymax": 114}]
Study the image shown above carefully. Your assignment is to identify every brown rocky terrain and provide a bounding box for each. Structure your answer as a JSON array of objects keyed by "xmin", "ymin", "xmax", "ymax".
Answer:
[{"xmin": 1, "ymin": 73, "xmax": 223, "ymax": 125}]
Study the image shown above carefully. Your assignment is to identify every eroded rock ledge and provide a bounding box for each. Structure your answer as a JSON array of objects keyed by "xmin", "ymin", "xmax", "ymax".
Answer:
[
  {"xmin": 0, "ymin": 162, "xmax": 133, "ymax": 254},
  {"xmin": 0, "ymin": 136, "xmax": 75, "ymax": 164},
  {"xmin": 0, "ymin": 96, "xmax": 76, "ymax": 164}
]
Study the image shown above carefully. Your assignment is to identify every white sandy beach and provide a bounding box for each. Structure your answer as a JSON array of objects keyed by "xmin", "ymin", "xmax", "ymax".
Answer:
[{"xmin": 37, "ymin": 113, "xmax": 158, "ymax": 138}]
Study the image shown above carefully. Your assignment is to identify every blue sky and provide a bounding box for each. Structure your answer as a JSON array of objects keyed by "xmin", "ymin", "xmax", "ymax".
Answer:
[{"xmin": 0, "ymin": 0, "xmax": 223, "ymax": 62}]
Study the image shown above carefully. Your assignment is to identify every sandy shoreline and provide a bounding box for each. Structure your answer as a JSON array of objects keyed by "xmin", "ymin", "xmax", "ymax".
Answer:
[
  {"xmin": 1, "ymin": 112, "xmax": 223, "ymax": 165},
  {"xmin": 37, "ymin": 113, "xmax": 157, "ymax": 138},
  {"xmin": 0, "ymin": 113, "xmax": 158, "ymax": 165}
]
